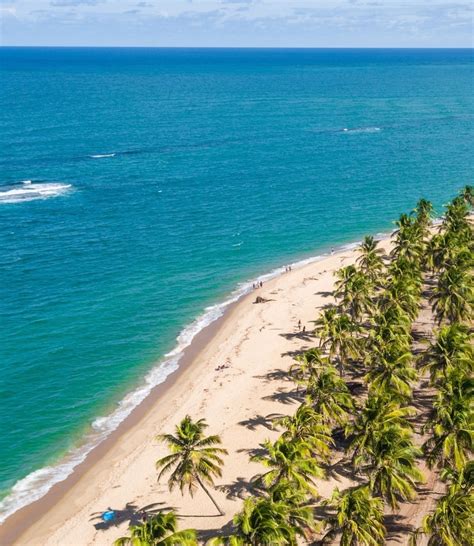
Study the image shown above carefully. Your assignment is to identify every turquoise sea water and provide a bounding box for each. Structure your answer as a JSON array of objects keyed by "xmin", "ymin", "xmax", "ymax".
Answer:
[{"xmin": 0, "ymin": 48, "xmax": 473, "ymax": 520}]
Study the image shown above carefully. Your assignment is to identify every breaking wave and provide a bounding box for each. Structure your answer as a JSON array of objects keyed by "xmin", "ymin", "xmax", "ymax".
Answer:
[{"xmin": 0, "ymin": 181, "xmax": 72, "ymax": 204}]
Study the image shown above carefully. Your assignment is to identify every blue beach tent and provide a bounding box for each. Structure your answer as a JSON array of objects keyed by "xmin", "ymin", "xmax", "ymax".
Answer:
[{"xmin": 101, "ymin": 510, "xmax": 116, "ymax": 523}]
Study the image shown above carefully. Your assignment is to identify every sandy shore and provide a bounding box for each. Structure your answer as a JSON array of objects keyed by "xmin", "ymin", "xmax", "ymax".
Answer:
[{"xmin": 0, "ymin": 235, "xmax": 435, "ymax": 545}]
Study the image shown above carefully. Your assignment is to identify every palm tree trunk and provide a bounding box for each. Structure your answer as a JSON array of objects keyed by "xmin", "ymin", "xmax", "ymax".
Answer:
[{"xmin": 196, "ymin": 475, "xmax": 224, "ymax": 516}]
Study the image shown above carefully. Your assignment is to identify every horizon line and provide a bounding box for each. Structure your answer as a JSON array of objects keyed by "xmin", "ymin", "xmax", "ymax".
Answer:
[{"xmin": 1, "ymin": 45, "xmax": 473, "ymax": 50}]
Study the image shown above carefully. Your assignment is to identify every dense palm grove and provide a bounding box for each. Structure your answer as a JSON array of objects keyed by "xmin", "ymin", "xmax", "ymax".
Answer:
[{"xmin": 115, "ymin": 188, "xmax": 473, "ymax": 546}]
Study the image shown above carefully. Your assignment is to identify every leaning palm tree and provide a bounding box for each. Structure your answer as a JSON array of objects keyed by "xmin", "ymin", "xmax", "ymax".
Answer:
[
  {"xmin": 156, "ymin": 416, "xmax": 228, "ymax": 515},
  {"xmin": 410, "ymin": 483, "xmax": 474, "ymax": 545},
  {"xmin": 114, "ymin": 511, "xmax": 197, "ymax": 546},
  {"xmin": 251, "ymin": 437, "xmax": 324, "ymax": 494},
  {"xmin": 322, "ymin": 485, "xmax": 386, "ymax": 545}
]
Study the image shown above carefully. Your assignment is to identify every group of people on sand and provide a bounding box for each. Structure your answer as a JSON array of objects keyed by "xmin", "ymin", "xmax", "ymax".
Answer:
[
  {"xmin": 285, "ymin": 265, "xmax": 292, "ymax": 272},
  {"xmin": 297, "ymin": 319, "xmax": 306, "ymax": 333},
  {"xmin": 215, "ymin": 363, "xmax": 230, "ymax": 371},
  {"xmin": 252, "ymin": 281, "xmax": 264, "ymax": 289}
]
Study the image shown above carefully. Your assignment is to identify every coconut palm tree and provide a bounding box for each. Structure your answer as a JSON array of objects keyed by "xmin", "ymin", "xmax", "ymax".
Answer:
[
  {"xmin": 114, "ymin": 511, "xmax": 197, "ymax": 546},
  {"xmin": 414, "ymin": 198, "xmax": 434, "ymax": 229},
  {"xmin": 423, "ymin": 372, "xmax": 473, "ymax": 471},
  {"xmin": 322, "ymin": 485, "xmax": 386, "ymax": 546},
  {"xmin": 460, "ymin": 184, "xmax": 474, "ymax": 207},
  {"xmin": 421, "ymin": 323, "xmax": 473, "ymax": 384},
  {"xmin": 306, "ymin": 365, "xmax": 354, "ymax": 426},
  {"xmin": 208, "ymin": 493, "xmax": 315, "ymax": 546},
  {"xmin": 288, "ymin": 348, "xmax": 328, "ymax": 385},
  {"xmin": 274, "ymin": 403, "xmax": 334, "ymax": 460},
  {"xmin": 409, "ymin": 482, "xmax": 473, "ymax": 545},
  {"xmin": 365, "ymin": 344, "xmax": 417, "ymax": 402},
  {"xmin": 346, "ymin": 395, "xmax": 415, "ymax": 466},
  {"xmin": 357, "ymin": 236, "xmax": 385, "ymax": 285},
  {"xmin": 251, "ymin": 437, "xmax": 324, "ymax": 494},
  {"xmin": 362, "ymin": 425, "xmax": 424, "ymax": 509},
  {"xmin": 430, "ymin": 265, "xmax": 473, "ymax": 324},
  {"xmin": 391, "ymin": 213, "xmax": 424, "ymax": 264},
  {"xmin": 319, "ymin": 312, "xmax": 360, "ymax": 375},
  {"xmin": 156, "ymin": 416, "xmax": 228, "ymax": 516}
]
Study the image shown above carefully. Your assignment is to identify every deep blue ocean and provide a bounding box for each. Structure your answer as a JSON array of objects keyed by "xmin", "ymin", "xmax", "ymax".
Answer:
[{"xmin": 0, "ymin": 48, "xmax": 473, "ymax": 520}]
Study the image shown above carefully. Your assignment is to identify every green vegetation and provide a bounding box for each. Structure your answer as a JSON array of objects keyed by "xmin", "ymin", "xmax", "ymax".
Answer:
[
  {"xmin": 114, "ymin": 189, "xmax": 472, "ymax": 544},
  {"xmin": 155, "ymin": 415, "xmax": 228, "ymax": 516}
]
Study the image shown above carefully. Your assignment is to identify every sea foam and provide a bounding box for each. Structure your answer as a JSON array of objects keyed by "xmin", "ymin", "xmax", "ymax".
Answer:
[
  {"xmin": 90, "ymin": 153, "xmax": 116, "ymax": 159},
  {"xmin": 0, "ymin": 233, "xmax": 396, "ymax": 524},
  {"xmin": 0, "ymin": 181, "xmax": 72, "ymax": 204}
]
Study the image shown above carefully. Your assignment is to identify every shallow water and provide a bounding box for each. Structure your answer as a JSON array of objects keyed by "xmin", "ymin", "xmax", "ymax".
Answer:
[{"xmin": 0, "ymin": 47, "xmax": 473, "ymax": 520}]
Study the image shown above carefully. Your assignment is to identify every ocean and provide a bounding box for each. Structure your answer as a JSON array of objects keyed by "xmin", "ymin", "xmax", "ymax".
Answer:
[{"xmin": 0, "ymin": 47, "xmax": 472, "ymax": 521}]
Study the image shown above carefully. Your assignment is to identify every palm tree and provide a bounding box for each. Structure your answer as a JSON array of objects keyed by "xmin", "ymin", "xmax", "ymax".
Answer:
[
  {"xmin": 414, "ymin": 198, "xmax": 434, "ymax": 229},
  {"xmin": 391, "ymin": 213, "xmax": 423, "ymax": 264},
  {"xmin": 314, "ymin": 306, "xmax": 339, "ymax": 348},
  {"xmin": 430, "ymin": 265, "xmax": 473, "ymax": 324},
  {"xmin": 251, "ymin": 437, "xmax": 324, "ymax": 494},
  {"xmin": 365, "ymin": 344, "xmax": 417, "ymax": 402},
  {"xmin": 306, "ymin": 365, "xmax": 354, "ymax": 426},
  {"xmin": 114, "ymin": 511, "xmax": 197, "ymax": 546},
  {"xmin": 363, "ymin": 425, "xmax": 424, "ymax": 509},
  {"xmin": 275, "ymin": 404, "xmax": 334, "ymax": 460},
  {"xmin": 319, "ymin": 312, "xmax": 360, "ymax": 375},
  {"xmin": 288, "ymin": 348, "xmax": 328, "ymax": 385},
  {"xmin": 410, "ymin": 483, "xmax": 473, "ymax": 545},
  {"xmin": 460, "ymin": 184, "xmax": 474, "ymax": 207},
  {"xmin": 322, "ymin": 485, "xmax": 386, "ymax": 545},
  {"xmin": 346, "ymin": 395, "xmax": 415, "ymax": 466},
  {"xmin": 208, "ymin": 493, "xmax": 314, "ymax": 546},
  {"xmin": 423, "ymin": 372, "xmax": 473, "ymax": 471},
  {"xmin": 421, "ymin": 323, "xmax": 473, "ymax": 384},
  {"xmin": 156, "ymin": 416, "xmax": 228, "ymax": 516},
  {"xmin": 357, "ymin": 236, "xmax": 385, "ymax": 285}
]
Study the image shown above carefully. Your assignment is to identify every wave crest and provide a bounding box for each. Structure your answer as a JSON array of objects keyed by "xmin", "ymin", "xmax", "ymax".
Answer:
[{"xmin": 0, "ymin": 181, "xmax": 72, "ymax": 204}]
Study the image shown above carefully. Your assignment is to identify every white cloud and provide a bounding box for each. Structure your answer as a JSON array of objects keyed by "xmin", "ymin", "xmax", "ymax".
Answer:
[{"xmin": 2, "ymin": 0, "xmax": 473, "ymax": 46}]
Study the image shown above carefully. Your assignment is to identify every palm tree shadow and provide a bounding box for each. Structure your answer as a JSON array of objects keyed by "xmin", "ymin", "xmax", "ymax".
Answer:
[
  {"xmin": 238, "ymin": 413, "xmax": 281, "ymax": 431},
  {"xmin": 237, "ymin": 446, "xmax": 268, "ymax": 458},
  {"xmin": 384, "ymin": 513, "xmax": 415, "ymax": 542},
  {"xmin": 197, "ymin": 518, "xmax": 236, "ymax": 542},
  {"xmin": 90, "ymin": 501, "xmax": 171, "ymax": 530},
  {"xmin": 280, "ymin": 348, "xmax": 310, "ymax": 358},
  {"xmin": 217, "ymin": 476, "xmax": 262, "ymax": 500},
  {"xmin": 262, "ymin": 387, "xmax": 304, "ymax": 405},
  {"xmin": 324, "ymin": 458, "xmax": 365, "ymax": 484},
  {"xmin": 316, "ymin": 291, "xmax": 334, "ymax": 298},
  {"xmin": 253, "ymin": 368, "xmax": 292, "ymax": 382},
  {"xmin": 279, "ymin": 331, "xmax": 316, "ymax": 341}
]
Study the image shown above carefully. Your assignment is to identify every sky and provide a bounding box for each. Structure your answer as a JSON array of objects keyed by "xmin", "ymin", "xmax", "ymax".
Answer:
[{"xmin": 0, "ymin": 0, "xmax": 473, "ymax": 47}]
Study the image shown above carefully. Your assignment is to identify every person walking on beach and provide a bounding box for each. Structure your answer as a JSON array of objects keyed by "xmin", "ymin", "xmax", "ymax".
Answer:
[{"xmin": 297, "ymin": 319, "xmax": 301, "ymax": 331}]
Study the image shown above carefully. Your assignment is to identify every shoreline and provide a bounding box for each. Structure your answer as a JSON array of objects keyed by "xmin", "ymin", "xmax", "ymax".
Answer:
[{"xmin": 0, "ymin": 233, "xmax": 393, "ymax": 545}]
